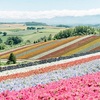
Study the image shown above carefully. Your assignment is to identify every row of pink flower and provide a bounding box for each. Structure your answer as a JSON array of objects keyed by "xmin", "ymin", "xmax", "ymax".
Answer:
[{"xmin": 0, "ymin": 71, "xmax": 100, "ymax": 100}]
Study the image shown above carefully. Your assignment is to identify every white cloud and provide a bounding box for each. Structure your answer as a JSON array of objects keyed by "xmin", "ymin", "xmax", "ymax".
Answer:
[{"xmin": 0, "ymin": 9, "xmax": 100, "ymax": 19}]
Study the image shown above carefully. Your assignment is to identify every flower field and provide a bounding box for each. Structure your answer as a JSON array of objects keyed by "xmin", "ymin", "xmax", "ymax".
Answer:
[
  {"xmin": 0, "ymin": 41, "xmax": 54, "ymax": 59},
  {"xmin": 17, "ymin": 36, "xmax": 79, "ymax": 59},
  {"xmin": 0, "ymin": 52, "xmax": 100, "ymax": 99},
  {"xmin": 62, "ymin": 37, "xmax": 100, "ymax": 56},
  {"xmin": 1, "ymin": 35, "xmax": 100, "ymax": 60},
  {"xmin": 0, "ymin": 36, "xmax": 79, "ymax": 59},
  {"xmin": 39, "ymin": 35, "xmax": 99, "ymax": 60},
  {"xmin": 1, "ymin": 72, "xmax": 100, "ymax": 99},
  {"xmin": 89, "ymin": 46, "xmax": 100, "ymax": 52},
  {"xmin": 24, "ymin": 35, "xmax": 100, "ymax": 60}
]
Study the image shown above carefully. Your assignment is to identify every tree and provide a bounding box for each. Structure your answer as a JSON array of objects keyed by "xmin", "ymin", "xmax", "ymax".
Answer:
[
  {"xmin": 48, "ymin": 34, "xmax": 52, "ymax": 40},
  {"xmin": 3, "ymin": 32, "xmax": 7, "ymax": 36},
  {"xmin": 31, "ymin": 27, "xmax": 36, "ymax": 30},
  {"xmin": 44, "ymin": 38, "xmax": 47, "ymax": 42},
  {"xmin": 6, "ymin": 36, "xmax": 23, "ymax": 45},
  {"xmin": 26, "ymin": 40, "xmax": 31, "ymax": 44},
  {"xmin": 7, "ymin": 53, "xmax": 16, "ymax": 64},
  {"xmin": 8, "ymin": 40, "xmax": 13, "ymax": 47},
  {"xmin": 27, "ymin": 27, "xmax": 36, "ymax": 30}
]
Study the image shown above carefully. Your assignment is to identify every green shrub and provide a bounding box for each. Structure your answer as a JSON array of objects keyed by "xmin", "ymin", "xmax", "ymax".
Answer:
[{"xmin": 7, "ymin": 53, "xmax": 16, "ymax": 64}]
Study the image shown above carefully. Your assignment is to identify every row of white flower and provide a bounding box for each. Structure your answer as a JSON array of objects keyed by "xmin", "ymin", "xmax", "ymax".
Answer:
[{"xmin": 0, "ymin": 52, "xmax": 100, "ymax": 76}]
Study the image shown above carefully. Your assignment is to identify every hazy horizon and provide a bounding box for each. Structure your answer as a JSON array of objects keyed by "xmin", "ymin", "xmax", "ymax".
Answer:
[{"xmin": 0, "ymin": 0, "xmax": 100, "ymax": 21}]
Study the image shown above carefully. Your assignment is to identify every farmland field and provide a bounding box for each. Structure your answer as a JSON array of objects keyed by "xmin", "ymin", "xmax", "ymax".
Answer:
[
  {"xmin": 0, "ymin": 24, "xmax": 68, "ymax": 54},
  {"xmin": 0, "ymin": 24, "xmax": 66, "ymax": 42}
]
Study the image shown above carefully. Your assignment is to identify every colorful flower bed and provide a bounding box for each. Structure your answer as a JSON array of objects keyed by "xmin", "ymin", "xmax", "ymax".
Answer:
[
  {"xmin": 0, "ymin": 36, "xmax": 80, "ymax": 59},
  {"xmin": 39, "ymin": 35, "xmax": 98, "ymax": 59},
  {"xmin": 63, "ymin": 37, "xmax": 100, "ymax": 56},
  {"xmin": 90, "ymin": 46, "xmax": 100, "ymax": 52},
  {"xmin": 78, "ymin": 42, "xmax": 100, "ymax": 54},
  {"xmin": 18, "ymin": 36, "xmax": 79, "ymax": 59},
  {"xmin": 0, "ymin": 59, "xmax": 100, "ymax": 92},
  {"xmin": 0, "ymin": 51, "xmax": 100, "ymax": 99},
  {"xmin": 0, "ymin": 41, "xmax": 53, "ymax": 59},
  {"xmin": 0, "ymin": 52, "xmax": 100, "ymax": 81},
  {"xmin": 1, "ymin": 35, "xmax": 99, "ymax": 60},
  {"xmin": 0, "ymin": 69, "xmax": 100, "ymax": 99}
]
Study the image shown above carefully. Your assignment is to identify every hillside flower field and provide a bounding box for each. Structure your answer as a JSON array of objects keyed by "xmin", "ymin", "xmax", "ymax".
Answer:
[
  {"xmin": 0, "ymin": 52, "xmax": 100, "ymax": 99},
  {"xmin": 0, "ymin": 35, "xmax": 100, "ymax": 60},
  {"xmin": 0, "ymin": 0, "xmax": 100, "ymax": 99}
]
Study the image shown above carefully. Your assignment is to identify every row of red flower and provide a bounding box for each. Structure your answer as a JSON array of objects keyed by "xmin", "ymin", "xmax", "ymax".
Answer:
[{"xmin": 0, "ymin": 54, "xmax": 100, "ymax": 82}]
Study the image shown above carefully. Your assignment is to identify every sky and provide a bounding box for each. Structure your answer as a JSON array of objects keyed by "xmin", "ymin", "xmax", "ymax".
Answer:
[{"xmin": 0, "ymin": 0, "xmax": 100, "ymax": 20}]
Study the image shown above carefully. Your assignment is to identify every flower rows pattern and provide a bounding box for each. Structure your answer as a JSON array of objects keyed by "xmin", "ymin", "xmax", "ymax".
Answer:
[{"xmin": 0, "ymin": 52, "xmax": 100, "ymax": 99}]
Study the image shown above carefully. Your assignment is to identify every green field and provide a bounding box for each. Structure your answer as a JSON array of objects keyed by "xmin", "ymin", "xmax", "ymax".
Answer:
[
  {"xmin": 0, "ymin": 24, "xmax": 65, "ymax": 42},
  {"xmin": 0, "ymin": 24, "xmax": 66, "ymax": 51}
]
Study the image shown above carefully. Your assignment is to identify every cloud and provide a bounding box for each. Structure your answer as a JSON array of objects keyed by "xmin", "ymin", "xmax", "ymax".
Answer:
[{"xmin": 0, "ymin": 9, "xmax": 100, "ymax": 19}]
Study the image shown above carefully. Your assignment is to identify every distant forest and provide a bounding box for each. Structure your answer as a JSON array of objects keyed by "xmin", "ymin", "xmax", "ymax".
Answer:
[
  {"xmin": 25, "ymin": 22, "xmax": 47, "ymax": 26},
  {"xmin": 0, "ymin": 22, "xmax": 47, "ymax": 26}
]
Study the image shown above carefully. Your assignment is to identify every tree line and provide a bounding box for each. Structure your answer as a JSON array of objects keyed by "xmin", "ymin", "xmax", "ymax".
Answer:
[
  {"xmin": 33, "ymin": 34, "xmax": 52, "ymax": 43},
  {"xmin": 0, "ymin": 36, "xmax": 23, "ymax": 50},
  {"xmin": 25, "ymin": 22, "xmax": 47, "ymax": 26},
  {"xmin": 27, "ymin": 27, "xmax": 45, "ymax": 32},
  {"xmin": 54, "ymin": 26, "xmax": 97, "ymax": 39}
]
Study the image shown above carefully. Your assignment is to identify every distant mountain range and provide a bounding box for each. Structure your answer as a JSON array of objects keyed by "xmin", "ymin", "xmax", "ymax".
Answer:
[
  {"xmin": 34, "ymin": 15, "xmax": 100, "ymax": 25},
  {"xmin": 0, "ymin": 15, "xmax": 100, "ymax": 25}
]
